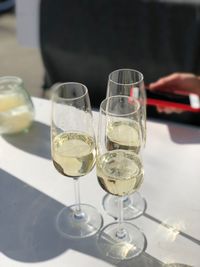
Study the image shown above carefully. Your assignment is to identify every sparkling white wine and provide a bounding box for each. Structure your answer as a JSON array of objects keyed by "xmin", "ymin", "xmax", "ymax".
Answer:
[
  {"xmin": 106, "ymin": 120, "xmax": 141, "ymax": 153},
  {"xmin": 52, "ymin": 132, "xmax": 96, "ymax": 177},
  {"xmin": 97, "ymin": 150, "xmax": 144, "ymax": 196}
]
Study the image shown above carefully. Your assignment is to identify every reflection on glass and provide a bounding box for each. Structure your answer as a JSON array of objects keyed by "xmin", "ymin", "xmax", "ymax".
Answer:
[{"xmin": 157, "ymin": 219, "xmax": 185, "ymax": 242}]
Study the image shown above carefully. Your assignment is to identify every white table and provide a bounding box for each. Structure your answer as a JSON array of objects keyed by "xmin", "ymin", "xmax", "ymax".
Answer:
[{"xmin": 0, "ymin": 97, "xmax": 200, "ymax": 267}]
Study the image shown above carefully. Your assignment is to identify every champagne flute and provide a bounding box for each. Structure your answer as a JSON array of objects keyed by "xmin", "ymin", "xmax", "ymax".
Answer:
[
  {"xmin": 107, "ymin": 69, "xmax": 146, "ymax": 142},
  {"xmin": 103, "ymin": 68, "xmax": 147, "ymax": 220},
  {"xmin": 51, "ymin": 82, "xmax": 103, "ymax": 238},
  {"xmin": 96, "ymin": 96, "xmax": 146, "ymax": 259}
]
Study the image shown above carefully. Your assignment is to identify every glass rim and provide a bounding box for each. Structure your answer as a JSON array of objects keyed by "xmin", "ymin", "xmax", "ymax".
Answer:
[
  {"xmin": 0, "ymin": 76, "xmax": 23, "ymax": 85},
  {"xmin": 100, "ymin": 95, "xmax": 140, "ymax": 117},
  {"xmin": 108, "ymin": 68, "xmax": 144, "ymax": 86},
  {"xmin": 52, "ymin": 82, "xmax": 88, "ymax": 101}
]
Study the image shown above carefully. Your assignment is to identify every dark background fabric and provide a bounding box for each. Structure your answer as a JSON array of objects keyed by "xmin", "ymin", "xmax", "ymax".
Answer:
[{"xmin": 40, "ymin": 0, "xmax": 200, "ymax": 125}]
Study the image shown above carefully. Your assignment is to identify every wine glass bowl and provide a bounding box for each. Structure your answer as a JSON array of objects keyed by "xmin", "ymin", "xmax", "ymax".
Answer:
[
  {"xmin": 97, "ymin": 149, "xmax": 144, "ymax": 197},
  {"xmin": 51, "ymin": 82, "xmax": 103, "ymax": 238}
]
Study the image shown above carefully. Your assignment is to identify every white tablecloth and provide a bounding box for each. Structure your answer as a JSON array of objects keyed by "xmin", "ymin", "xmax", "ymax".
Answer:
[{"xmin": 0, "ymin": 97, "xmax": 200, "ymax": 266}]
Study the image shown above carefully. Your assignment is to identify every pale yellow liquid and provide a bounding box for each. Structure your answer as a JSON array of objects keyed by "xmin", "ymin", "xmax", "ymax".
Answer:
[
  {"xmin": 52, "ymin": 132, "xmax": 96, "ymax": 177},
  {"xmin": 0, "ymin": 93, "xmax": 24, "ymax": 112},
  {"xmin": 0, "ymin": 93, "xmax": 34, "ymax": 134},
  {"xmin": 106, "ymin": 120, "xmax": 141, "ymax": 153},
  {"xmin": 97, "ymin": 150, "xmax": 144, "ymax": 196}
]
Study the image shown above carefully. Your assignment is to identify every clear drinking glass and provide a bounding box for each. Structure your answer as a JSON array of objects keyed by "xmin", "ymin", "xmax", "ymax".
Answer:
[
  {"xmin": 96, "ymin": 96, "xmax": 146, "ymax": 259},
  {"xmin": 51, "ymin": 82, "xmax": 103, "ymax": 238},
  {"xmin": 103, "ymin": 69, "xmax": 147, "ymax": 220},
  {"xmin": 0, "ymin": 76, "xmax": 34, "ymax": 134},
  {"xmin": 107, "ymin": 69, "xmax": 146, "ymax": 142}
]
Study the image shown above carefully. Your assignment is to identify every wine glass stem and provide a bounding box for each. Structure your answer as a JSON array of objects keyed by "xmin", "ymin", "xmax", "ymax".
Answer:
[
  {"xmin": 73, "ymin": 178, "xmax": 84, "ymax": 219},
  {"xmin": 116, "ymin": 196, "xmax": 127, "ymax": 239}
]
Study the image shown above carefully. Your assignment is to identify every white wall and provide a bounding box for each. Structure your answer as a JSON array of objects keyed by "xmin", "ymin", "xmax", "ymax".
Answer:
[{"xmin": 16, "ymin": 0, "xmax": 40, "ymax": 48}]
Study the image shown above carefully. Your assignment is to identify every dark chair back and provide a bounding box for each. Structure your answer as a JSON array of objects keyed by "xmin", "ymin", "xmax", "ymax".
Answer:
[{"xmin": 40, "ymin": 0, "xmax": 200, "ymax": 125}]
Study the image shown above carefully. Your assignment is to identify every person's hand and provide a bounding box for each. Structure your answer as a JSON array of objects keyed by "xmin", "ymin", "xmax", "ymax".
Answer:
[
  {"xmin": 148, "ymin": 73, "xmax": 200, "ymax": 114},
  {"xmin": 149, "ymin": 72, "xmax": 200, "ymax": 96}
]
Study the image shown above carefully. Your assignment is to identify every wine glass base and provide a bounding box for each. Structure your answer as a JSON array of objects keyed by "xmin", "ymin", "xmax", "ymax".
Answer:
[
  {"xmin": 97, "ymin": 222, "xmax": 146, "ymax": 260},
  {"xmin": 56, "ymin": 204, "xmax": 103, "ymax": 239},
  {"xmin": 103, "ymin": 192, "xmax": 146, "ymax": 220}
]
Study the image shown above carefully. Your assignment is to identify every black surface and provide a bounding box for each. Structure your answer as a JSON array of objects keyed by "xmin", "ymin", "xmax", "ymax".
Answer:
[{"xmin": 40, "ymin": 0, "xmax": 200, "ymax": 125}]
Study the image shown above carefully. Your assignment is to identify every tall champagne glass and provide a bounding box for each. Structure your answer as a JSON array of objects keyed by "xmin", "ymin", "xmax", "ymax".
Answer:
[
  {"xmin": 103, "ymin": 68, "xmax": 147, "ymax": 220},
  {"xmin": 51, "ymin": 82, "xmax": 103, "ymax": 238},
  {"xmin": 107, "ymin": 69, "xmax": 146, "ymax": 142},
  {"xmin": 96, "ymin": 96, "xmax": 145, "ymax": 259}
]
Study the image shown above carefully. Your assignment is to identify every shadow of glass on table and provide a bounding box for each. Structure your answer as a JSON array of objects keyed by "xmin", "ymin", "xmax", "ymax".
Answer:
[
  {"xmin": 167, "ymin": 122, "xmax": 200, "ymax": 145},
  {"xmin": 148, "ymin": 118, "xmax": 200, "ymax": 145},
  {"xmin": 147, "ymin": 105, "xmax": 200, "ymax": 128},
  {"xmin": 2, "ymin": 121, "xmax": 51, "ymax": 160},
  {"xmin": 0, "ymin": 169, "xmax": 164, "ymax": 266}
]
